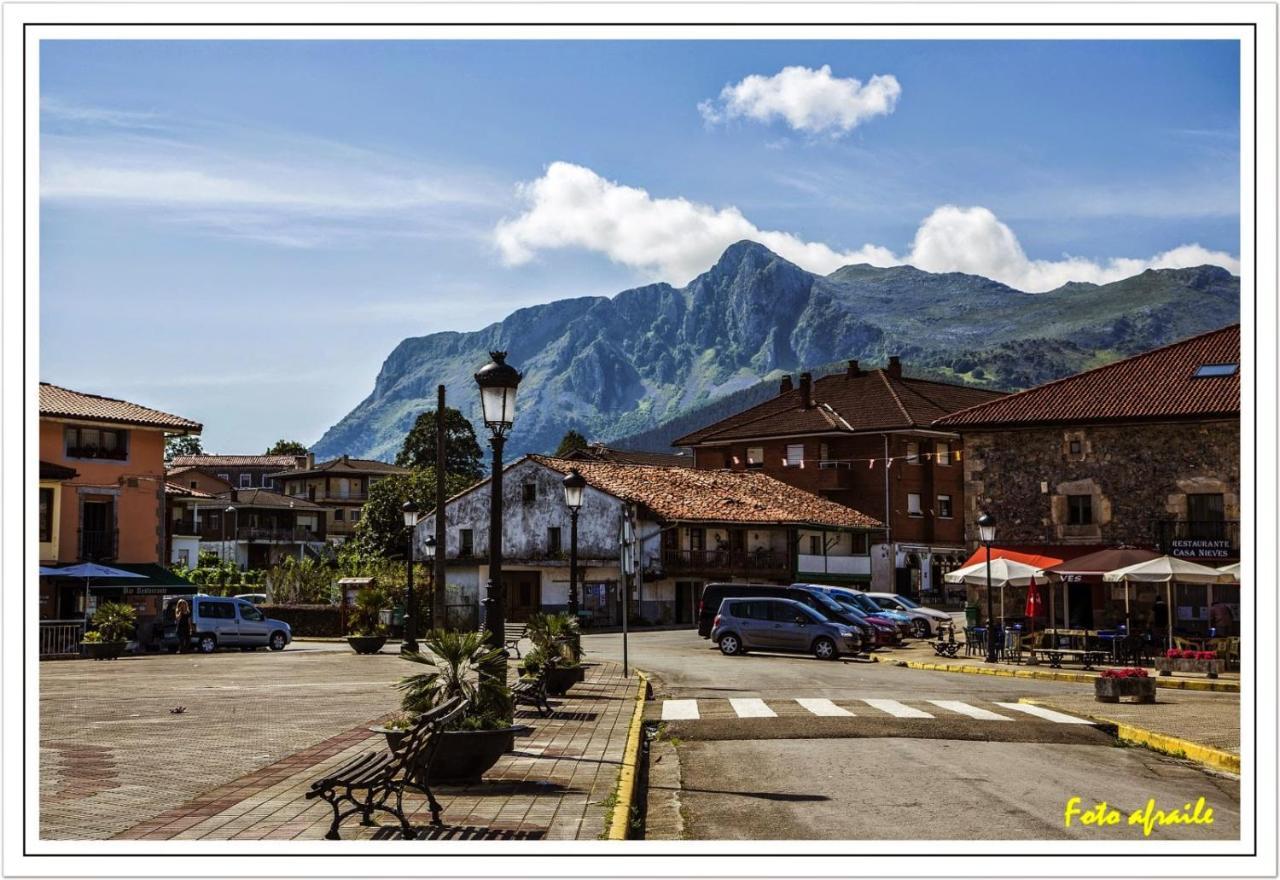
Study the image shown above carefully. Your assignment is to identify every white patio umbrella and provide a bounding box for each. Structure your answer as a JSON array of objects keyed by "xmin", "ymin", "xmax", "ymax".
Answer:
[
  {"xmin": 945, "ymin": 558, "xmax": 1043, "ymax": 627},
  {"xmin": 1216, "ymin": 562, "xmax": 1241, "ymax": 579},
  {"xmin": 1102, "ymin": 556, "xmax": 1230, "ymax": 649}
]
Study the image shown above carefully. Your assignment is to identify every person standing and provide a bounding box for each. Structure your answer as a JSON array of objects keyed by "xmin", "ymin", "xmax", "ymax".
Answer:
[
  {"xmin": 1152, "ymin": 595, "xmax": 1169, "ymax": 645},
  {"xmin": 174, "ymin": 599, "xmax": 193, "ymax": 654}
]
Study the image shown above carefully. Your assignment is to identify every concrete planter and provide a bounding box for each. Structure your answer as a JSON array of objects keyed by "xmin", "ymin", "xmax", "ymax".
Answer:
[
  {"xmin": 81, "ymin": 641, "xmax": 128, "ymax": 661},
  {"xmin": 1155, "ymin": 658, "xmax": 1225, "ymax": 679},
  {"xmin": 346, "ymin": 635, "xmax": 388, "ymax": 655},
  {"xmin": 1094, "ymin": 676, "xmax": 1156, "ymax": 703},
  {"xmin": 546, "ymin": 665, "xmax": 585, "ymax": 696}
]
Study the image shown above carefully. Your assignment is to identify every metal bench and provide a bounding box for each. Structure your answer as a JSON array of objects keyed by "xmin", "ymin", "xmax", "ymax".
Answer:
[
  {"xmin": 512, "ymin": 667, "xmax": 552, "ymax": 717},
  {"xmin": 306, "ymin": 696, "xmax": 465, "ymax": 840},
  {"xmin": 1026, "ymin": 647, "xmax": 1107, "ymax": 670},
  {"xmin": 504, "ymin": 623, "xmax": 528, "ymax": 658}
]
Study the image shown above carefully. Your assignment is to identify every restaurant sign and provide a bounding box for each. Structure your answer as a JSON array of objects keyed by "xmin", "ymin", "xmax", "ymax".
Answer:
[{"xmin": 1169, "ymin": 538, "xmax": 1234, "ymax": 560}]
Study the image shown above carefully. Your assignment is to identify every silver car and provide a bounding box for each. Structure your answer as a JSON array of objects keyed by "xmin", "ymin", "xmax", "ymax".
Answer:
[
  {"xmin": 711, "ymin": 597, "xmax": 863, "ymax": 660},
  {"xmin": 163, "ymin": 594, "xmax": 292, "ymax": 653},
  {"xmin": 865, "ymin": 592, "xmax": 953, "ymax": 638}
]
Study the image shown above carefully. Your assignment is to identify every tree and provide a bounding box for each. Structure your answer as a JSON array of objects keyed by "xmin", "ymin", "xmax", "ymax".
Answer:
[
  {"xmin": 165, "ymin": 435, "xmax": 203, "ymax": 463},
  {"xmin": 347, "ymin": 468, "xmax": 475, "ymax": 559},
  {"xmin": 265, "ymin": 439, "xmax": 309, "ymax": 456},
  {"xmin": 395, "ymin": 407, "xmax": 484, "ymax": 480},
  {"xmin": 554, "ymin": 429, "xmax": 590, "ymax": 458}
]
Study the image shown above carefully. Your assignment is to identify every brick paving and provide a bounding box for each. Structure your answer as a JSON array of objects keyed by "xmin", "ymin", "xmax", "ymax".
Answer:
[{"xmin": 41, "ymin": 644, "xmax": 639, "ymax": 841}]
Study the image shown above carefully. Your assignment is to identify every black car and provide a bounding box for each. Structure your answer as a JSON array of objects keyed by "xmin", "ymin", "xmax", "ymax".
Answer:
[{"xmin": 696, "ymin": 583, "xmax": 872, "ymax": 648}]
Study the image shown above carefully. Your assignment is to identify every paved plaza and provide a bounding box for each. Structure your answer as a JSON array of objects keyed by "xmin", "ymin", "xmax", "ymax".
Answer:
[{"xmin": 40, "ymin": 642, "xmax": 638, "ymax": 841}]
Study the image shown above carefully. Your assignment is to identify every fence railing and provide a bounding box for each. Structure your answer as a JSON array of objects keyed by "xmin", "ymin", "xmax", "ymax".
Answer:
[
  {"xmin": 662, "ymin": 548, "xmax": 790, "ymax": 574},
  {"xmin": 79, "ymin": 529, "xmax": 117, "ymax": 562},
  {"xmin": 39, "ymin": 620, "xmax": 85, "ymax": 659}
]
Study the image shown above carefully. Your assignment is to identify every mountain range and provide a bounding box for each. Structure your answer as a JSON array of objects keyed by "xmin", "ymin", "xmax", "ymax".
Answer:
[{"xmin": 311, "ymin": 241, "xmax": 1240, "ymax": 461}]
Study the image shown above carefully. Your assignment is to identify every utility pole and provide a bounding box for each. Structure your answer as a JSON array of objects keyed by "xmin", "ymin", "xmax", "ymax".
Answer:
[{"xmin": 433, "ymin": 384, "xmax": 448, "ymax": 630}]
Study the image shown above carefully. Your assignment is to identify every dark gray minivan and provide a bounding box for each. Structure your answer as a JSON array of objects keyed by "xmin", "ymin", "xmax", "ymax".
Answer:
[{"xmin": 710, "ymin": 597, "xmax": 863, "ymax": 660}]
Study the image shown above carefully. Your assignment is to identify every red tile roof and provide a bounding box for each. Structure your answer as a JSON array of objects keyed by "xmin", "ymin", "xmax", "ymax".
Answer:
[
  {"xmin": 935, "ymin": 325, "xmax": 1240, "ymax": 428},
  {"xmin": 164, "ymin": 481, "xmax": 216, "ymax": 499},
  {"xmin": 189, "ymin": 488, "xmax": 326, "ymax": 510},
  {"xmin": 40, "ymin": 383, "xmax": 201, "ymax": 432},
  {"xmin": 269, "ymin": 456, "xmax": 411, "ymax": 479},
  {"xmin": 563, "ymin": 445, "xmax": 694, "ymax": 468},
  {"xmin": 532, "ymin": 455, "xmax": 880, "ymax": 529},
  {"xmin": 674, "ymin": 368, "xmax": 1005, "ymax": 446},
  {"xmin": 170, "ymin": 454, "xmax": 298, "ymax": 468}
]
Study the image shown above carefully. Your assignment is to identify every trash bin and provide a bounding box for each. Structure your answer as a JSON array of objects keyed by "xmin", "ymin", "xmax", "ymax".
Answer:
[{"xmin": 965, "ymin": 603, "xmax": 979, "ymax": 627}]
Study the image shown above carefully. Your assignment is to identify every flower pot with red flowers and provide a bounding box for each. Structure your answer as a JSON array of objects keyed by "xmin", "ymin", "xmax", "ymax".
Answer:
[
  {"xmin": 1155, "ymin": 649, "xmax": 1225, "ymax": 679},
  {"xmin": 1094, "ymin": 667, "xmax": 1156, "ymax": 703}
]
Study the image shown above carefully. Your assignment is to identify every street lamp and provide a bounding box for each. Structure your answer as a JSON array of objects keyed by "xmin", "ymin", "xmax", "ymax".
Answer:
[
  {"xmin": 401, "ymin": 500, "xmax": 420, "ymax": 654},
  {"xmin": 423, "ymin": 535, "xmax": 437, "ymax": 631},
  {"xmin": 562, "ymin": 468, "xmax": 586, "ymax": 618},
  {"xmin": 977, "ymin": 512, "xmax": 998, "ymax": 663},
  {"xmin": 474, "ymin": 351, "xmax": 522, "ymax": 658}
]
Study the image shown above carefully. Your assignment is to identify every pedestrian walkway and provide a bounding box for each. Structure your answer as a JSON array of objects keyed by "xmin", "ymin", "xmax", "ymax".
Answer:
[
  {"xmin": 656, "ymin": 696, "xmax": 1090, "ymax": 725},
  {"xmin": 109, "ymin": 661, "xmax": 639, "ymax": 841}
]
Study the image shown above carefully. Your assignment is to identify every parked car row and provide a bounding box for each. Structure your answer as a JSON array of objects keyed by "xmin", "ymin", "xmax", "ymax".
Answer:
[{"xmin": 698, "ymin": 582, "xmax": 951, "ymax": 661}]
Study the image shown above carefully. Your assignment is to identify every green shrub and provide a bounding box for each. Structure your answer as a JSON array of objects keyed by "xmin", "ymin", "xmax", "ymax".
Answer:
[{"xmin": 91, "ymin": 602, "xmax": 136, "ymax": 642}]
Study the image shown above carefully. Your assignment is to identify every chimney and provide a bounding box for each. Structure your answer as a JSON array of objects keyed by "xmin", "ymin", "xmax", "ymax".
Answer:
[
  {"xmin": 847, "ymin": 359, "xmax": 861, "ymax": 378},
  {"xmin": 798, "ymin": 372, "xmax": 813, "ymax": 408},
  {"xmin": 886, "ymin": 356, "xmax": 902, "ymax": 379},
  {"xmin": 306, "ymin": 453, "xmax": 316, "ymax": 470},
  {"xmin": 294, "ymin": 454, "xmax": 308, "ymax": 471},
  {"xmin": 779, "ymin": 374, "xmax": 794, "ymax": 394},
  {"xmin": 341, "ymin": 454, "xmax": 349, "ymax": 464}
]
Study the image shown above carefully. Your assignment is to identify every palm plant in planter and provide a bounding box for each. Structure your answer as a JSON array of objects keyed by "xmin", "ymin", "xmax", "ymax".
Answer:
[
  {"xmin": 346, "ymin": 584, "xmax": 392, "ymax": 654},
  {"xmin": 82, "ymin": 602, "xmax": 136, "ymax": 660},
  {"xmin": 385, "ymin": 630, "xmax": 516, "ymax": 783},
  {"xmin": 521, "ymin": 611, "xmax": 585, "ymax": 695}
]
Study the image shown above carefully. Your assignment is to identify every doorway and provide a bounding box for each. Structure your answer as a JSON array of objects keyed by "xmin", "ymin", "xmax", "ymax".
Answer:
[
  {"xmin": 506, "ymin": 571, "xmax": 542, "ymax": 622},
  {"xmin": 1067, "ymin": 581, "xmax": 1094, "ymax": 629},
  {"xmin": 80, "ymin": 499, "xmax": 115, "ymax": 561},
  {"xmin": 675, "ymin": 581, "xmax": 700, "ymax": 625}
]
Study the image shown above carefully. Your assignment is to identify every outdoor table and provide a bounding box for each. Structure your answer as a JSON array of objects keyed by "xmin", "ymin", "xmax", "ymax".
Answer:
[{"xmin": 1094, "ymin": 631, "xmax": 1125, "ymax": 661}]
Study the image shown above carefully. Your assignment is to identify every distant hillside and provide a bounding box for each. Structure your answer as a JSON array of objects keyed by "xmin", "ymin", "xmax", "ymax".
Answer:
[{"xmin": 312, "ymin": 242, "xmax": 1239, "ymax": 461}]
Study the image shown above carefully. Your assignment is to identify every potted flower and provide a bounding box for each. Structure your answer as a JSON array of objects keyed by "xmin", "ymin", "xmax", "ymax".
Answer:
[
  {"xmin": 1155, "ymin": 648, "xmax": 1225, "ymax": 679},
  {"xmin": 389, "ymin": 630, "xmax": 518, "ymax": 783},
  {"xmin": 346, "ymin": 584, "xmax": 391, "ymax": 654},
  {"xmin": 1094, "ymin": 667, "xmax": 1156, "ymax": 703},
  {"xmin": 523, "ymin": 612, "xmax": 585, "ymax": 695},
  {"xmin": 81, "ymin": 602, "xmax": 136, "ymax": 660}
]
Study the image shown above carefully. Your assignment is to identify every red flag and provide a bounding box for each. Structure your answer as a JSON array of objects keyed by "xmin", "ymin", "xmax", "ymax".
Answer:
[{"xmin": 1024, "ymin": 576, "xmax": 1043, "ymax": 619}]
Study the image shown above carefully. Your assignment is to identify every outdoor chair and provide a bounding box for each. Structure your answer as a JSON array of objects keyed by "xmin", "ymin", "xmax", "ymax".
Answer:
[
  {"xmin": 306, "ymin": 696, "xmax": 466, "ymax": 840},
  {"xmin": 513, "ymin": 667, "xmax": 553, "ymax": 717}
]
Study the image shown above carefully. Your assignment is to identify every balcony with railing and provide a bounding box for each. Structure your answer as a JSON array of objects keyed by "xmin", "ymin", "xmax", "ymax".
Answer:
[
  {"xmin": 1153, "ymin": 519, "xmax": 1240, "ymax": 560},
  {"xmin": 661, "ymin": 547, "xmax": 790, "ymax": 578},
  {"xmin": 171, "ymin": 519, "xmax": 325, "ymax": 543},
  {"xmin": 79, "ymin": 528, "xmax": 117, "ymax": 561}
]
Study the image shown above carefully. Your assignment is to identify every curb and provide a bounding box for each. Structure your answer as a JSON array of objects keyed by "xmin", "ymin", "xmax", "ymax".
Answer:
[
  {"xmin": 606, "ymin": 670, "xmax": 650, "ymax": 841},
  {"xmin": 1018, "ymin": 698, "xmax": 1240, "ymax": 775},
  {"xmin": 883, "ymin": 657, "xmax": 1239, "ymax": 693}
]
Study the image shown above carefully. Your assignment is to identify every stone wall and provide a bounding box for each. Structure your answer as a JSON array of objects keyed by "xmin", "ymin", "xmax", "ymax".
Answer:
[{"xmin": 959, "ymin": 419, "xmax": 1239, "ymax": 547}]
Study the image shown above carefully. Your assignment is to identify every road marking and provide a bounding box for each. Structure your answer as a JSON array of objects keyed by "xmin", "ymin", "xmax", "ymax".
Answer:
[
  {"xmin": 995, "ymin": 702, "xmax": 1092, "ymax": 724},
  {"xmin": 796, "ymin": 698, "xmax": 854, "ymax": 717},
  {"xmin": 927, "ymin": 700, "xmax": 1013, "ymax": 721},
  {"xmin": 862, "ymin": 699, "xmax": 933, "ymax": 719},
  {"xmin": 661, "ymin": 700, "xmax": 700, "ymax": 721},
  {"xmin": 729, "ymin": 698, "xmax": 777, "ymax": 718}
]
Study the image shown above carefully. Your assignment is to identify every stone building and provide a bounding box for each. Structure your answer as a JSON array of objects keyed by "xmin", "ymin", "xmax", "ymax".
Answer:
[
  {"xmin": 673, "ymin": 357, "xmax": 1006, "ymax": 595},
  {"xmin": 418, "ymin": 455, "xmax": 881, "ymax": 627},
  {"xmin": 934, "ymin": 324, "xmax": 1240, "ymax": 561}
]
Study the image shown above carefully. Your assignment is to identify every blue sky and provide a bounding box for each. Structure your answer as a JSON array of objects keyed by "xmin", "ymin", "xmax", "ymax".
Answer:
[{"xmin": 40, "ymin": 39, "xmax": 1240, "ymax": 451}]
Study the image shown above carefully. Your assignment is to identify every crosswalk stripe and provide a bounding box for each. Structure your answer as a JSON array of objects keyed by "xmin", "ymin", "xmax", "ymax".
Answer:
[
  {"xmin": 729, "ymin": 698, "xmax": 777, "ymax": 718},
  {"xmin": 796, "ymin": 698, "xmax": 854, "ymax": 717},
  {"xmin": 862, "ymin": 699, "xmax": 933, "ymax": 719},
  {"xmin": 928, "ymin": 700, "xmax": 1013, "ymax": 721},
  {"xmin": 661, "ymin": 699, "xmax": 700, "ymax": 721},
  {"xmin": 995, "ymin": 702, "xmax": 1092, "ymax": 724}
]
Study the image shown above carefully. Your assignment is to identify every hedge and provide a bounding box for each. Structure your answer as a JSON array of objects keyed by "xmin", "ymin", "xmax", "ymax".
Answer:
[{"xmin": 258, "ymin": 604, "xmax": 343, "ymax": 637}]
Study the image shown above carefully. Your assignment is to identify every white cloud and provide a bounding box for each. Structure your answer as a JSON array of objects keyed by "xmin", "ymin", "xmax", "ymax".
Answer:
[
  {"xmin": 699, "ymin": 65, "xmax": 901, "ymax": 137},
  {"xmin": 495, "ymin": 163, "xmax": 1240, "ymax": 292}
]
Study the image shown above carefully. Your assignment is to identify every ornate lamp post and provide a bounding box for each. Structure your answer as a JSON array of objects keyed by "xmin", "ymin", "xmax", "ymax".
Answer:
[
  {"xmin": 423, "ymin": 535, "xmax": 437, "ymax": 631},
  {"xmin": 474, "ymin": 351, "xmax": 522, "ymax": 656},
  {"xmin": 977, "ymin": 512, "xmax": 998, "ymax": 663},
  {"xmin": 562, "ymin": 468, "xmax": 586, "ymax": 618},
  {"xmin": 224, "ymin": 505, "xmax": 237, "ymax": 567},
  {"xmin": 401, "ymin": 500, "xmax": 420, "ymax": 654}
]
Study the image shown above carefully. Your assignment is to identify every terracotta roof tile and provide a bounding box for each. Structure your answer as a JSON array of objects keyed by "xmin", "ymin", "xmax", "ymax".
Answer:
[
  {"xmin": 170, "ymin": 454, "xmax": 298, "ymax": 468},
  {"xmin": 935, "ymin": 325, "xmax": 1240, "ymax": 428},
  {"xmin": 269, "ymin": 456, "xmax": 411, "ymax": 479},
  {"xmin": 563, "ymin": 445, "xmax": 694, "ymax": 468},
  {"xmin": 532, "ymin": 455, "xmax": 880, "ymax": 529},
  {"xmin": 40, "ymin": 383, "xmax": 201, "ymax": 432},
  {"xmin": 164, "ymin": 481, "xmax": 215, "ymax": 499},
  {"xmin": 189, "ymin": 488, "xmax": 326, "ymax": 510},
  {"xmin": 674, "ymin": 369, "xmax": 1005, "ymax": 445}
]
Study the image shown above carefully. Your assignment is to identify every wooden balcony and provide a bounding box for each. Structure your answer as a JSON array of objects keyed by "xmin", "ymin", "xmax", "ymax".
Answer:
[{"xmin": 661, "ymin": 548, "xmax": 790, "ymax": 578}]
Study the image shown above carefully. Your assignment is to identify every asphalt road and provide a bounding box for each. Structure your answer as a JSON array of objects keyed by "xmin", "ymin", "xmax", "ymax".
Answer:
[{"xmin": 582, "ymin": 629, "xmax": 1241, "ymax": 841}]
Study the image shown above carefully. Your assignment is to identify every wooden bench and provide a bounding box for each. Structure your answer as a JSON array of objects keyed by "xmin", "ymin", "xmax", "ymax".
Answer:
[
  {"xmin": 474, "ymin": 623, "xmax": 529, "ymax": 657},
  {"xmin": 513, "ymin": 667, "xmax": 552, "ymax": 717},
  {"xmin": 306, "ymin": 696, "xmax": 465, "ymax": 840},
  {"xmin": 1026, "ymin": 647, "xmax": 1107, "ymax": 670}
]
